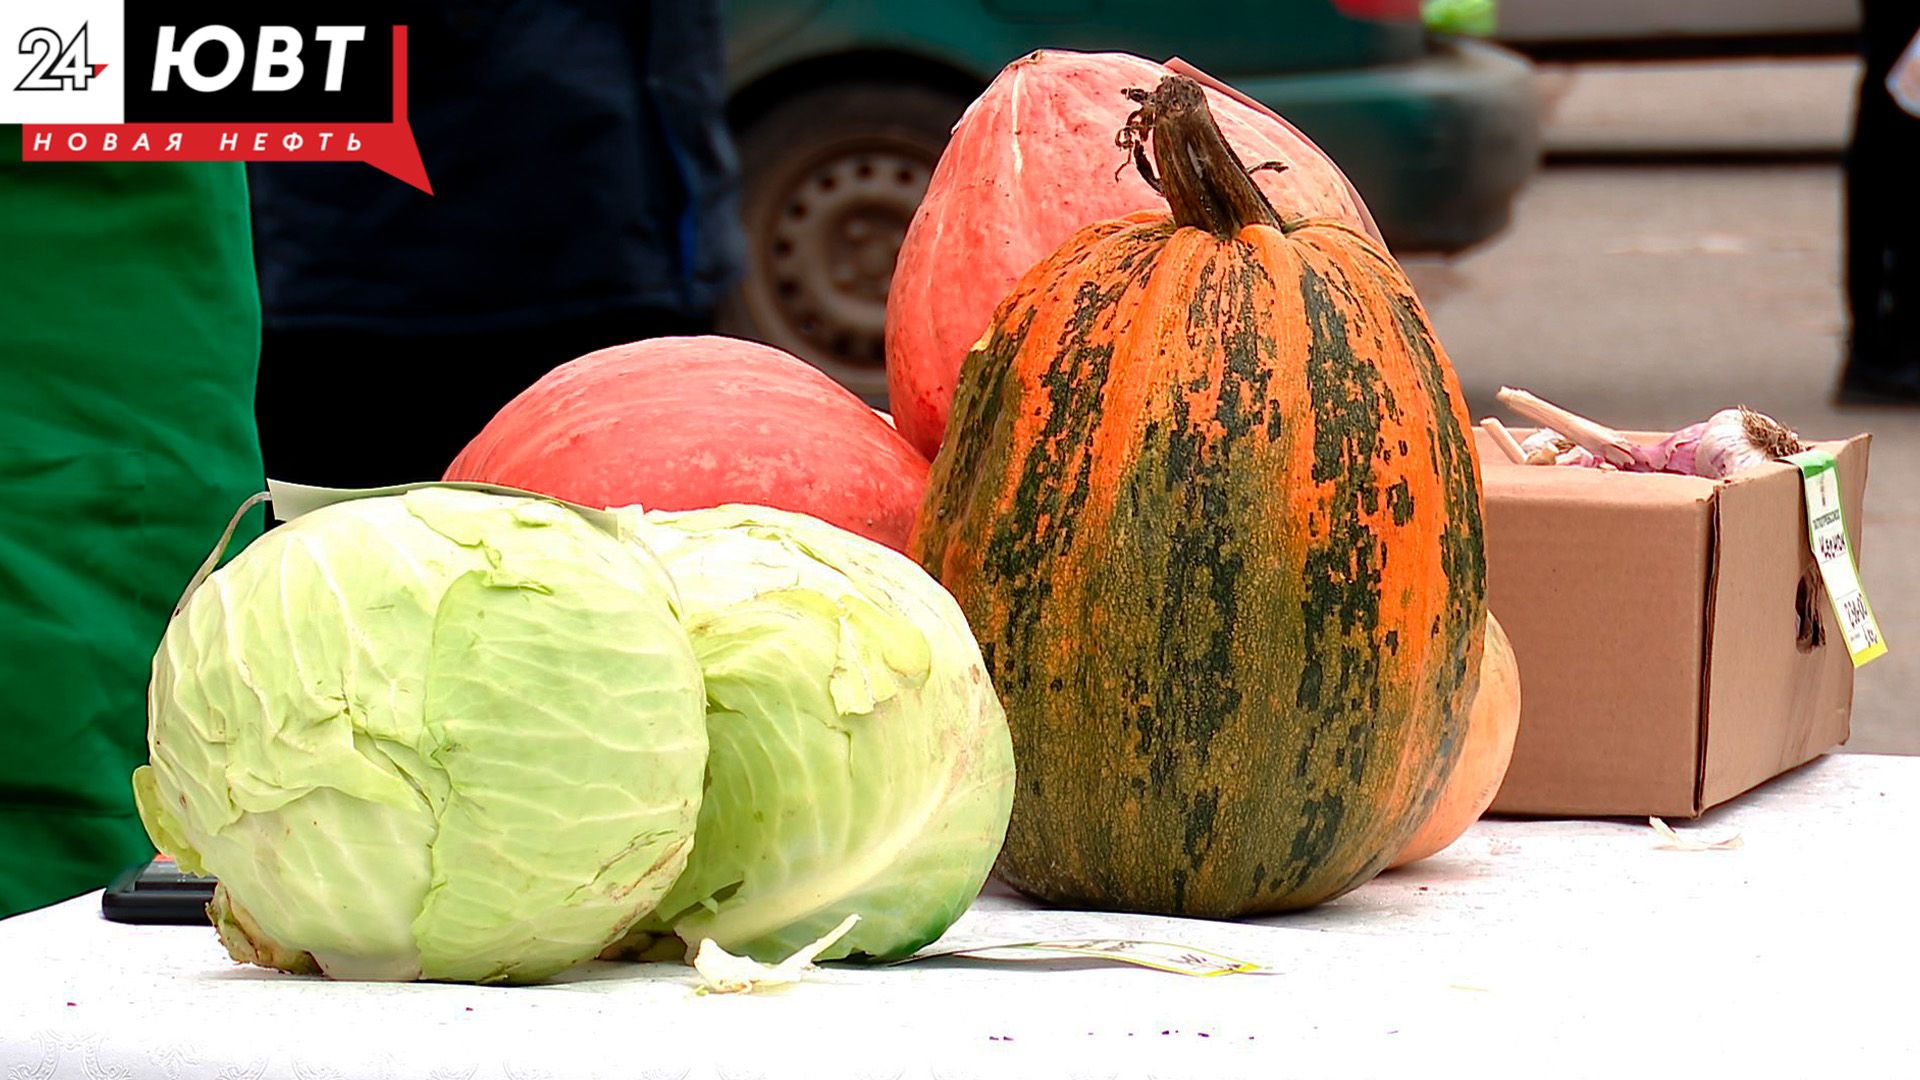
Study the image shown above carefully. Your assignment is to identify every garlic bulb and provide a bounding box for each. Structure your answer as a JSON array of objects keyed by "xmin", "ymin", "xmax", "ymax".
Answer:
[
  {"xmin": 1498, "ymin": 387, "xmax": 1804, "ymax": 478},
  {"xmin": 1517, "ymin": 428, "xmax": 1567, "ymax": 464},
  {"xmin": 1517, "ymin": 428, "xmax": 1607, "ymax": 468},
  {"xmin": 1648, "ymin": 421, "xmax": 1708, "ymax": 475},
  {"xmin": 1691, "ymin": 407, "xmax": 1804, "ymax": 479}
]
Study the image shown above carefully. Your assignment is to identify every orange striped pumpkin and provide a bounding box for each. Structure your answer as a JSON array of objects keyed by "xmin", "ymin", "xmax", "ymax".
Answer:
[{"xmin": 910, "ymin": 76, "xmax": 1486, "ymax": 915}]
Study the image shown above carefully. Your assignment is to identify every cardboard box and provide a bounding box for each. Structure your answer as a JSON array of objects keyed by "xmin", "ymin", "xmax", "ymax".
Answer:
[{"xmin": 1477, "ymin": 430, "xmax": 1872, "ymax": 818}]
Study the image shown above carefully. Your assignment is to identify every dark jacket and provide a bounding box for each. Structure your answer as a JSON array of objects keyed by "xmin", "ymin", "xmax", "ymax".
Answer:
[{"xmin": 249, "ymin": 0, "xmax": 745, "ymax": 336}]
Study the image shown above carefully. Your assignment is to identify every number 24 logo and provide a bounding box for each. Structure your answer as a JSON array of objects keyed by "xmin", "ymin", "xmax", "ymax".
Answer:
[{"xmin": 16, "ymin": 25, "xmax": 102, "ymax": 91}]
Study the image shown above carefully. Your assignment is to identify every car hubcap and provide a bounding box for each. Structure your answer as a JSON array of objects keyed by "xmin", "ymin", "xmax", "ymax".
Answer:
[{"xmin": 757, "ymin": 144, "xmax": 931, "ymax": 379}]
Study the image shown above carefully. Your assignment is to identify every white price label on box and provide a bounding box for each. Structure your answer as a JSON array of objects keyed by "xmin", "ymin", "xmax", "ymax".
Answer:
[{"xmin": 1786, "ymin": 449, "xmax": 1887, "ymax": 667}]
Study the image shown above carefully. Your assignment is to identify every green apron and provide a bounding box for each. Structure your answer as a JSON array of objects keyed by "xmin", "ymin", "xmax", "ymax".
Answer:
[{"xmin": 0, "ymin": 129, "xmax": 264, "ymax": 918}]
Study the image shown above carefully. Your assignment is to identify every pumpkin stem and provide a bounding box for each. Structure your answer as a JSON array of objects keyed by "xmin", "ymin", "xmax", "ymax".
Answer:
[{"xmin": 1118, "ymin": 76, "xmax": 1282, "ymax": 237}]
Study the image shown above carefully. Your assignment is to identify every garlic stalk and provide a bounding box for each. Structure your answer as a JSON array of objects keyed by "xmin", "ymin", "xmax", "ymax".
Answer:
[
  {"xmin": 1479, "ymin": 418, "xmax": 1528, "ymax": 464},
  {"xmin": 1496, "ymin": 387, "xmax": 1641, "ymax": 469}
]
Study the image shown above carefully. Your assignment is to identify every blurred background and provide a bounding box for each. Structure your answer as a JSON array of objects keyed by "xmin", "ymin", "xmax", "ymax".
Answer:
[{"xmin": 711, "ymin": 0, "xmax": 1915, "ymax": 754}]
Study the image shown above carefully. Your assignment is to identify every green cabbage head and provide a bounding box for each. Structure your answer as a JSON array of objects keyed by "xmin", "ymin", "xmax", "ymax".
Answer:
[
  {"xmin": 618, "ymin": 505, "xmax": 1015, "ymax": 964},
  {"xmin": 133, "ymin": 488, "xmax": 708, "ymax": 984}
]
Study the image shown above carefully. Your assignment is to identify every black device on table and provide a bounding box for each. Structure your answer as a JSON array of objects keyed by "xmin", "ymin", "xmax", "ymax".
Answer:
[{"xmin": 101, "ymin": 857, "xmax": 218, "ymax": 925}]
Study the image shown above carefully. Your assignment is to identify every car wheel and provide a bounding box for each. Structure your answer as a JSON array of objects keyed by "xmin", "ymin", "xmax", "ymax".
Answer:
[{"xmin": 720, "ymin": 80, "xmax": 972, "ymax": 405}]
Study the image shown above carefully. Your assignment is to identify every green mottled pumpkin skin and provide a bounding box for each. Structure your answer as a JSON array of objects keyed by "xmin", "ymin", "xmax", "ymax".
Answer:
[{"xmin": 909, "ymin": 206, "xmax": 1486, "ymax": 916}]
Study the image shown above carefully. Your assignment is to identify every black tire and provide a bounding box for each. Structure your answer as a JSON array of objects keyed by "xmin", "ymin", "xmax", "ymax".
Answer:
[{"xmin": 719, "ymin": 80, "xmax": 972, "ymax": 405}]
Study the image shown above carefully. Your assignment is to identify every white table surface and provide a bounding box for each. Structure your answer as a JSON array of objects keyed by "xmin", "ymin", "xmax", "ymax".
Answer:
[{"xmin": 3, "ymin": 753, "xmax": 1915, "ymax": 1080}]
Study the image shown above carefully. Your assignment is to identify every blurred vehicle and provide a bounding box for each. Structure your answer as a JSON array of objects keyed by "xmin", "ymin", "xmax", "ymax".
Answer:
[
  {"xmin": 719, "ymin": 0, "xmax": 1540, "ymax": 402},
  {"xmin": 1498, "ymin": 0, "xmax": 1858, "ymax": 59}
]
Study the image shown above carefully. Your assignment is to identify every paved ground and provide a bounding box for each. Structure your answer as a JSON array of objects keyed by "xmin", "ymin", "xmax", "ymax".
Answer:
[
  {"xmin": 1535, "ymin": 58, "xmax": 1858, "ymax": 155},
  {"xmin": 1399, "ymin": 58, "xmax": 1918, "ymax": 754}
]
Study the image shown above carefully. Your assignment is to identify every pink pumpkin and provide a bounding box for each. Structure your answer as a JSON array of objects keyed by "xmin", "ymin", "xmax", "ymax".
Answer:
[
  {"xmin": 884, "ymin": 50, "xmax": 1379, "ymax": 458},
  {"xmin": 447, "ymin": 336, "xmax": 930, "ymax": 550}
]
